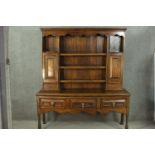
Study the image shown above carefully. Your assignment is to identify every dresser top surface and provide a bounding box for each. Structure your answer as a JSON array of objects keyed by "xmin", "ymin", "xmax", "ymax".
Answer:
[
  {"xmin": 41, "ymin": 27, "xmax": 127, "ymax": 35},
  {"xmin": 41, "ymin": 27, "xmax": 127, "ymax": 31},
  {"xmin": 36, "ymin": 89, "xmax": 130, "ymax": 96}
]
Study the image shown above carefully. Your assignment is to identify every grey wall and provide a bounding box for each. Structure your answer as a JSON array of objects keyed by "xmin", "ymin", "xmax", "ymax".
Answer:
[
  {"xmin": 9, "ymin": 26, "xmax": 155, "ymax": 121},
  {"xmin": 9, "ymin": 27, "xmax": 42, "ymax": 120},
  {"xmin": 0, "ymin": 27, "xmax": 4, "ymax": 128},
  {"xmin": 124, "ymin": 27, "xmax": 155, "ymax": 121}
]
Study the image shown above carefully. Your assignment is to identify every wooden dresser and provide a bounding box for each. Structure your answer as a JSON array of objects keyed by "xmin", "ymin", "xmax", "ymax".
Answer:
[{"xmin": 36, "ymin": 27, "xmax": 130, "ymax": 129}]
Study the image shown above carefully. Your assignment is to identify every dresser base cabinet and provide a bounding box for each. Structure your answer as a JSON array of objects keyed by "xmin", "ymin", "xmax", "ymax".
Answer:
[{"xmin": 36, "ymin": 89, "xmax": 130, "ymax": 129}]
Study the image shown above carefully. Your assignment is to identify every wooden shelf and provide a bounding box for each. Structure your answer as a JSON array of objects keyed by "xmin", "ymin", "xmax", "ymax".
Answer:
[
  {"xmin": 43, "ymin": 52, "xmax": 123, "ymax": 55},
  {"xmin": 43, "ymin": 51, "xmax": 58, "ymax": 53},
  {"xmin": 60, "ymin": 53, "xmax": 107, "ymax": 56},
  {"xmin": 109, "ymin": 51, "xmax": 123, "ymax": 54},
  {"xmin": 60, "ymin": 66, "xmax": 106, "ymax": 69},
  {"xmin": 60, "ymin": 80, "xmax": 106, "ymax": 83}
]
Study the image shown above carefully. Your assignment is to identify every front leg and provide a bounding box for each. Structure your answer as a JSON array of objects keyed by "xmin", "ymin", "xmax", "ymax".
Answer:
[
  {"xmin": 125, "ymin": 114, "xmax": 129, "ymax": 129},
  {"xmin": 120, "ymin": 113, "xmax": 124, "ymax": 125},
  {"xmin": 38, "ymin": 113, "xmax": 42, "ymax": 129},
  {"xmin": 43, "ymin": 113, "xmax": 46, "ymax": 124}
]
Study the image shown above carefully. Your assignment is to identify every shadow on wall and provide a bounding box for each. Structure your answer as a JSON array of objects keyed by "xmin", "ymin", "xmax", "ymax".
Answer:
[{"xmin": 145, "ymin": 56, "xmax": 154, "ymax": 120}]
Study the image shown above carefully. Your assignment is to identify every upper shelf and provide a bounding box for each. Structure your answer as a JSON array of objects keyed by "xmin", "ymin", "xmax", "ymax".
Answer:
[{"xmin": 60, "ymin": 66, "xmax": 106, "ymax": 69}]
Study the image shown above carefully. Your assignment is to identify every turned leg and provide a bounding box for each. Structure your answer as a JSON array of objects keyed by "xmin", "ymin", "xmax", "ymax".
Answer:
[
  {"xmin": 125, "ymin": 114, "xmax": 128, "ymax": 129},
  {"xmin": 38, "ymin": 113, "xmax": 42, "ymax": 129},
  {"xmin": 43, "ymin": 113, "xmax": 46, "ymax": 124},
  {"xmin": 120, "ymin": 113, "xmax": 124, "ymax": 125}
]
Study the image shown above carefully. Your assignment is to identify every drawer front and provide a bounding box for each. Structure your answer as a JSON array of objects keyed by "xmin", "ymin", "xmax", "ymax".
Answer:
[
  {"xmin": 40, "ymin": 98, "xmax": 66, "ymax": 109},
  {"xmin": 100, "ymin": 99, "xmax": 126, "ymax": 108},
  {"xmin": 70, "ymin": 98, "xmax": 97, "ymax": 109}
]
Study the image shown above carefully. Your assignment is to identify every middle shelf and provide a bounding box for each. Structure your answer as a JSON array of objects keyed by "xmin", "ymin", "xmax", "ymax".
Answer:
[{"xmin": 60, "ymin": 66, "xmax": 106, "ymax": 69}]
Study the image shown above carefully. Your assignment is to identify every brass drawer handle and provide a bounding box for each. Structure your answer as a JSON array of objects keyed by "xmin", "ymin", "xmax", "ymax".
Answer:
[
  {"xmin": 82, "ymin": 103, "xmax": 85, "ymax": 109},
  {"xmin": 112, "ymin": 102, "xmax": 116, "ymax": 108},
  {"xmin": 51, "ymin": 101, "xmax": 55, "ymax": 106}
]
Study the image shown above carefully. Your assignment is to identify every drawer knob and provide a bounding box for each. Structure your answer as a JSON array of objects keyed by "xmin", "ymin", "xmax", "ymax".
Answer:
[{"xmin": 82, "ymin": 103, "xmax": 85, "ymax": 109}]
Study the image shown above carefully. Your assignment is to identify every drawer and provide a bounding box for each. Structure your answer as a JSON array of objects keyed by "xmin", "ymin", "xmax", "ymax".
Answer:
[
  {"xmin": 100, "ymin": 99, "xmax": 125, "ymax": 108},
  {"xmin": 70, "ymin": 98, "xmax": 97, "ymax": 109},
  {"xmin": 40, "ymin": 98, "xmax": 66, "ymax": 109}
]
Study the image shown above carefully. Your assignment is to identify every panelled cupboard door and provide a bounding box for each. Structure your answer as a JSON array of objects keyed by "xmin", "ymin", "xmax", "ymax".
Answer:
[
  {"xmin": 106, "ymin": 53, "xmax": 123, "ymax": 90},
  {"xmin": 42, "ymin": 52, "xmax": 59, "ymax": 90}
]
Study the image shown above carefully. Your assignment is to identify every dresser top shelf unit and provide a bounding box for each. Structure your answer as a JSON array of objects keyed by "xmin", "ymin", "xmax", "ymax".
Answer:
[{"xmin": 41, "ymin": 27, "xmax": 126, "ymax": 91}]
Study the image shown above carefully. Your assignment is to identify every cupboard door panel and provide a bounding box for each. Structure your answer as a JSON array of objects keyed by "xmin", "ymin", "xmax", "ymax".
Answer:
[
  {"xmin": 42, "ymin": 52, "xmax": 59, "ymax": 90},
  {"xmin": 43, "ymin": 53, "xmax": 58, "ymax": 82},
  {"xmin": 106, "ymin": 53, "xmax": 123, "ymax": 90},
  {"xmin": 109, "ymin": 56, "xmax": 121, "ymax": 80},
  {"xmin": 47, "ymin": 58, "xmax": 54, "ymax": 77}
]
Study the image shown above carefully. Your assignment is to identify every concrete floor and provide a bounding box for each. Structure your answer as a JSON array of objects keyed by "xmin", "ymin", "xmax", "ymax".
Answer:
[
  {"xmin": 12, "ymin": 120, "xmax": 155, "ymax": 129},
  {"xmin": 12, "ymin": 113, "xmax": 155, "ymax": 129}
]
